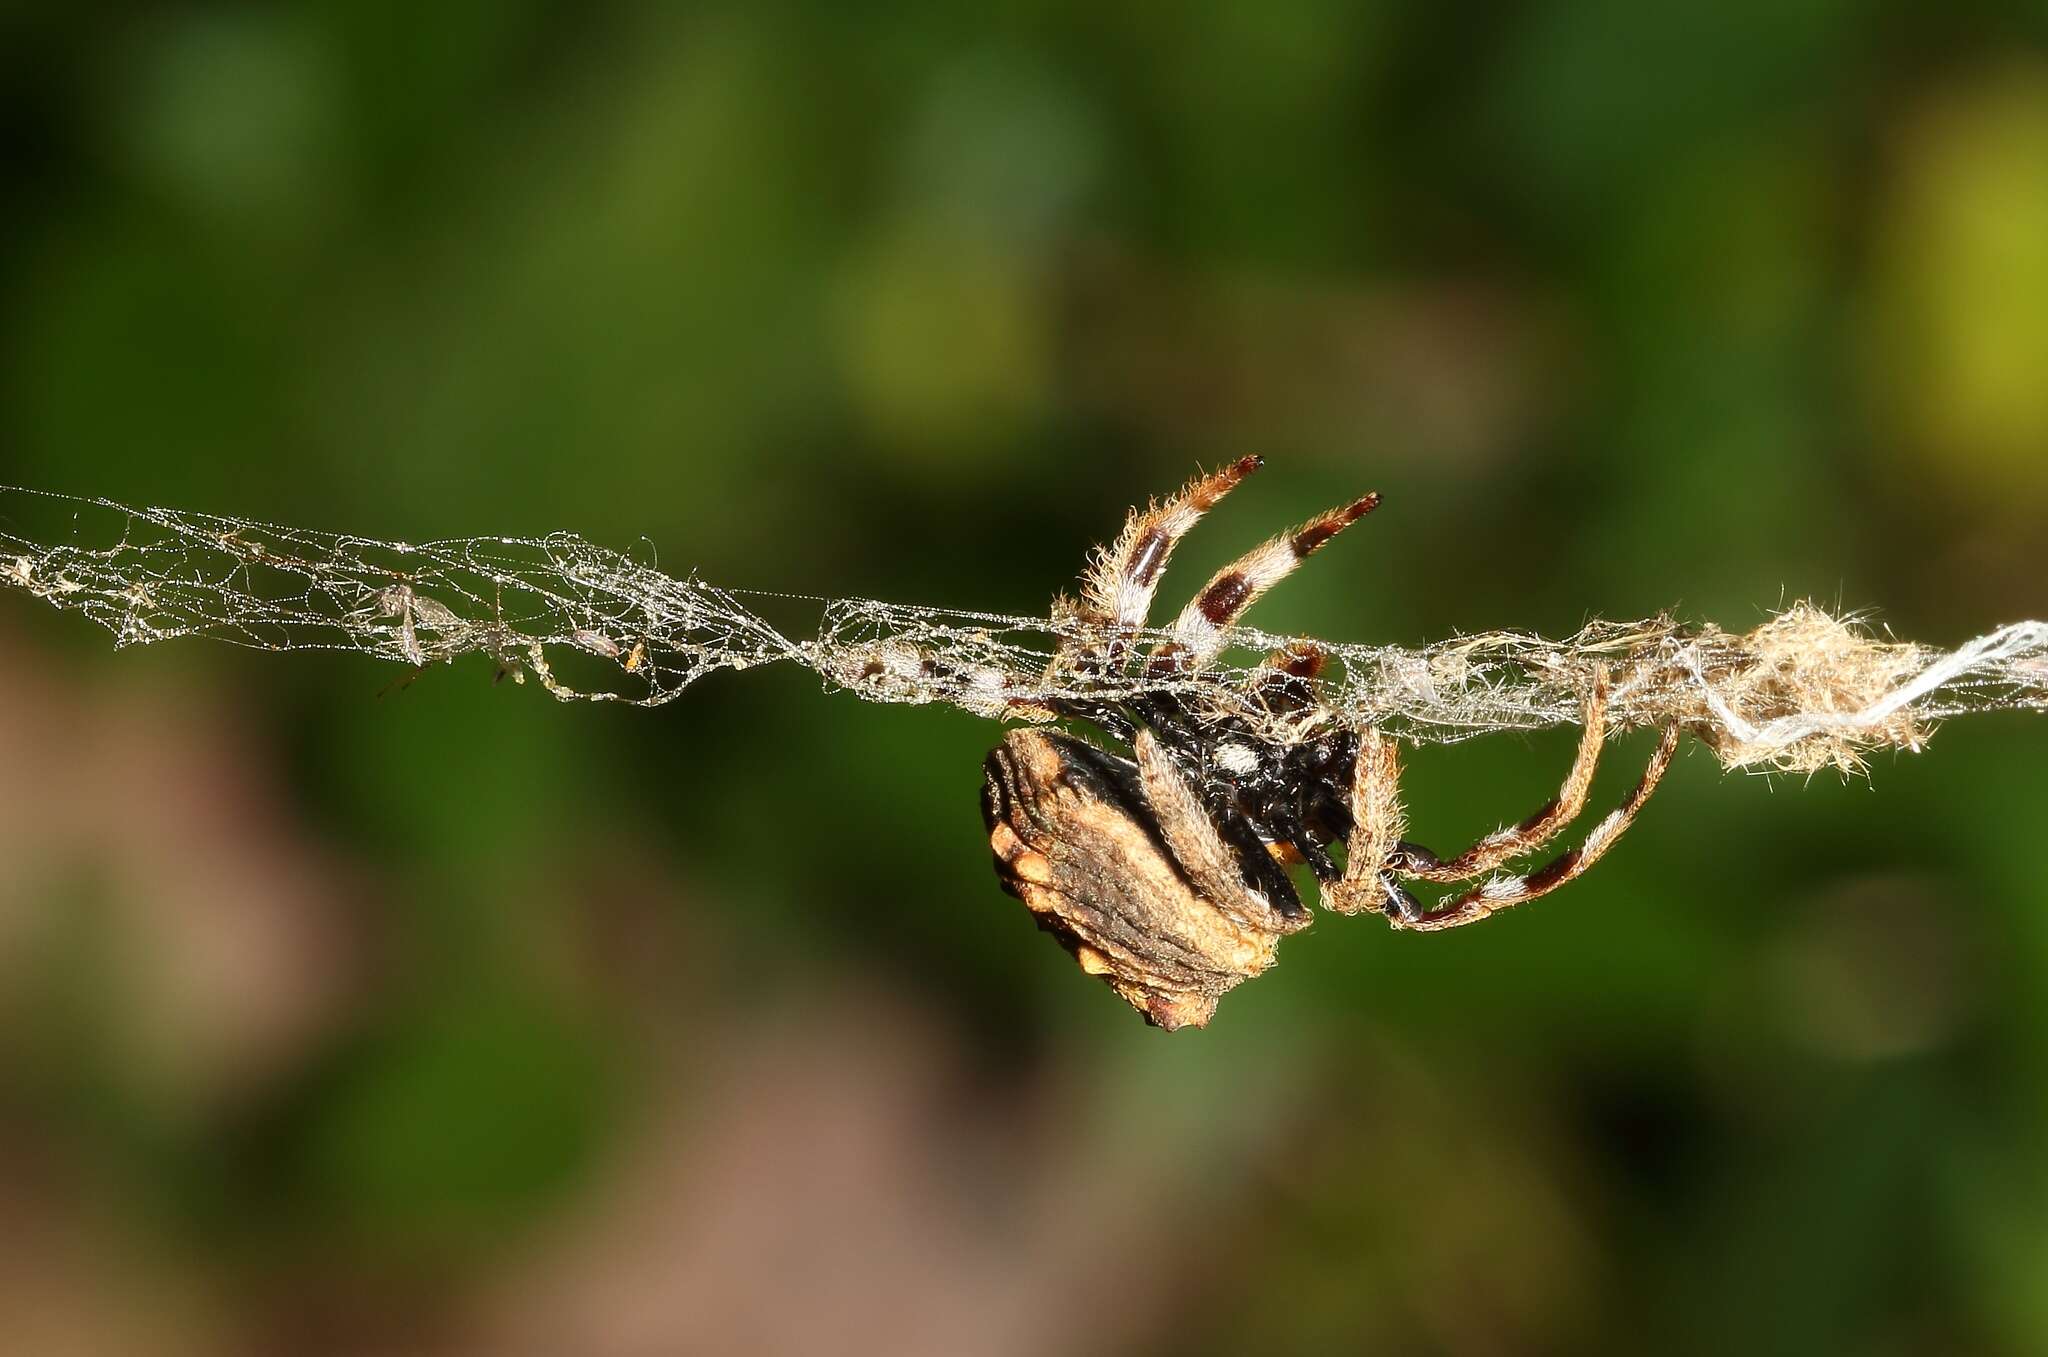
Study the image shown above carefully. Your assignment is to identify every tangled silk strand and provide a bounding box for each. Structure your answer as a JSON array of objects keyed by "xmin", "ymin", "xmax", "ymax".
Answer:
[{"xmin": 4, "ymin": 488, "xmax": 2043, "ymax": 775}]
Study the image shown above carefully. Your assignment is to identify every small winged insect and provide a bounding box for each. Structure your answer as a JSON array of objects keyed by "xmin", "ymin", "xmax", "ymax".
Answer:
[{"xmin": 976, "ymin": 460, "xmax": 1681, "ymax": 1029}]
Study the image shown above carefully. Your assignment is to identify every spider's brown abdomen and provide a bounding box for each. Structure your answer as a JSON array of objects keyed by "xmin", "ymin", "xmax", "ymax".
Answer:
[{"xmin": 982, "ymin": 729, "xmax": 1285, "ymax": 1030}]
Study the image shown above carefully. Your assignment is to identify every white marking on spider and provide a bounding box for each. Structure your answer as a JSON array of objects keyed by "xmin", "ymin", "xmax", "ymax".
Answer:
[{"xmin": 1214, "ymin": 742, "xmax": 1260, "ymax": 777}]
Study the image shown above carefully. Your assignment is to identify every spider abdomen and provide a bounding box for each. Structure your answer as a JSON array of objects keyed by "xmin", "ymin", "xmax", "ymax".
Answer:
[{"xmin": 982, "ymin": 728, "xmax": 1294, "ymax": 1030}]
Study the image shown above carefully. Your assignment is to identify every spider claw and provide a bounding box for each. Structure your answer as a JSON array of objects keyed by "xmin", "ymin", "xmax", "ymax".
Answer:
[{"xmin": 1389, "ymin": 840, "xmax": 1443, "ymax": 872}]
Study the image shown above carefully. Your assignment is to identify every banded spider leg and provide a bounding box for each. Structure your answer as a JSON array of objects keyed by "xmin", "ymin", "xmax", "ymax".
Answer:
[{"xmin": 1327, "ymin": 678, "xmax": 1682, "ymax": 930}]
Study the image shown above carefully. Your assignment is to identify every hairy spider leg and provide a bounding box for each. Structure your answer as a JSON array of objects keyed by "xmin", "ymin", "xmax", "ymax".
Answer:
[
  {"xmin": 1133, "ymin": 729, "xmax": 1311, "ymax": 936},
  {"xmin": 1390, "ymin": 723, "xmax": 1681, "ymax": 931},
  {"xmin": 1076, "ymin": 456, "xmax": 1265, "ymax": 633},
  {"xmin": 1244, "ymin": 639, "xmax": 1329, "ymax": 717},
  {"xmin": 1322, "ymin": 728, "xmax": 1408, "ymax": 916},
  {"xmin": 1262, "ymin": 639, "xmax": 1328, "ymax": 678},
  {"xmin": 1265, "ymin": 795, "xmax": 1343, "ymax": 882},
  {"xmin": 1152, "ymin": 493, "xmax": 1381, "ymax": 671},
  {"xmin": 1392, "ymin": 668, "xmax": 1613, "ymax": 883}
]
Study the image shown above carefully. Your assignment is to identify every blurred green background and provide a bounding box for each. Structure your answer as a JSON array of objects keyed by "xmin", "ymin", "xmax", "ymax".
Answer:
[{"xmin": 3, "ymin": 2, "xmax": 2047, "ymax": 1352}]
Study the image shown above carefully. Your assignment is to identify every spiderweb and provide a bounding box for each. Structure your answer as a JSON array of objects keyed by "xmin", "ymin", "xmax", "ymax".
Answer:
[{"xmin": 4, "ymin": 487, "xmax": 2044, "ymax": 775}]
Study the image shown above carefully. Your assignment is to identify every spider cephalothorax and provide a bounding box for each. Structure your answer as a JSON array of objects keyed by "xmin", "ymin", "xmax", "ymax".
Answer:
[{"xmin": 980, "ymin": 459, "xmax": 1681, "ymax": 1029}]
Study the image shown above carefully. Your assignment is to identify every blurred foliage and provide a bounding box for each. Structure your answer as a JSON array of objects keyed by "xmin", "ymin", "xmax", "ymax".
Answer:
[{"xmin": 1, "ymin": 1, "xmax": 2046, "ymax": 1353}]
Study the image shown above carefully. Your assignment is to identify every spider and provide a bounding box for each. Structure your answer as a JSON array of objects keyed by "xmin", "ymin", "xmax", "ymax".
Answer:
[{"xmin": 980, "ymin": 458, "xmax": 1682, "ymax": 1029}]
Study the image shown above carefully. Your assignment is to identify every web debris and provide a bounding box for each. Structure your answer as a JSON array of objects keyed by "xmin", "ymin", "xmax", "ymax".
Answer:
[{"xmin": 4, "ymin": 487, "xmax": 2044, "ymax": 775}]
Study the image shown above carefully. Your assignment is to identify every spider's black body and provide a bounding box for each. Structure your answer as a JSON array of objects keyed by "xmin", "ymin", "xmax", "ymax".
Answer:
[{"xmin": 1046, "ymin": 684, "xmax": 1416, "ymax": 924}]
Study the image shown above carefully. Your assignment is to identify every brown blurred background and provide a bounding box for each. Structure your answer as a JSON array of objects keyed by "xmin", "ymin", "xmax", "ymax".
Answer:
[{"xmin": 3, "ymin": 2, "xmax": 2047, "ymax": 1353}]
